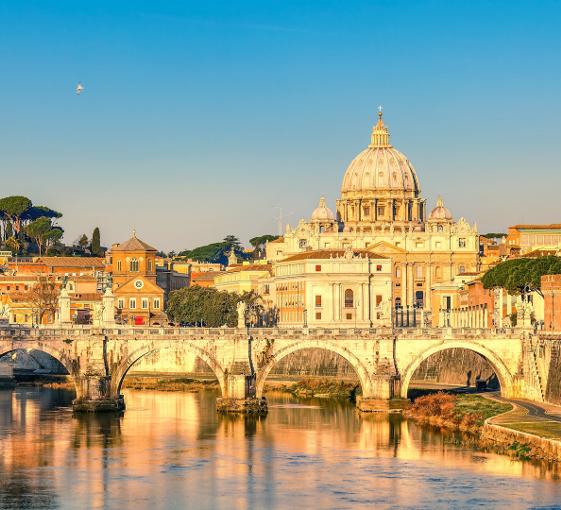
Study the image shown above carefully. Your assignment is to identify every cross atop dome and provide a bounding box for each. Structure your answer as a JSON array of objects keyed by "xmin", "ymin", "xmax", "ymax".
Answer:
[{"xmin": 370, "ymin": 106, "xmax": 391, "ymax": 148}]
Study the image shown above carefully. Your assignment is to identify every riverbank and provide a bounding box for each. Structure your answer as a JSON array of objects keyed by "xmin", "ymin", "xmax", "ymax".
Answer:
[
  {"xmin": 24, "ymin": 374, "xmax": 359, "ymax": 399},
  {"xmin": 406, "ymin": 392, "xmax": 561, "ymax": 462}
]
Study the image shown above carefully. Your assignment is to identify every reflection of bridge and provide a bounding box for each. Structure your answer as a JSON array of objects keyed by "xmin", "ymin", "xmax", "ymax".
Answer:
[{"xmin": 0, "ymin": 326, "xmax": 552, "ymax": 412}]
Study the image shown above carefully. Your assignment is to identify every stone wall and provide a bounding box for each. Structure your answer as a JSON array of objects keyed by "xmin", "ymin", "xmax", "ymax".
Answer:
[{"xmin": 543, "ymin": 338, "xmax": 561, "ymax": 405}]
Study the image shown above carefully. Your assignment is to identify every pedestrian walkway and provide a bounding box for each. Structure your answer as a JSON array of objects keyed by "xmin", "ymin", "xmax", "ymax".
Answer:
[{"xmin": 487, "ymin": 394, "xmax": 561, "ymax": 441}]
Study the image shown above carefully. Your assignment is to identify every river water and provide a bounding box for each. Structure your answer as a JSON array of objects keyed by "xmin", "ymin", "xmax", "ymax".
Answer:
[{"xmin": 1, "ymin": 387, "xmax": 561, "ymax": 510}]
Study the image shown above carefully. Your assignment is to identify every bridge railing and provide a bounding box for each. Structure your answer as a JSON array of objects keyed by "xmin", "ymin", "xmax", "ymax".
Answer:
[{"xmin": 0, "ymin": 324, "xmax": 529, "ymax": 341}]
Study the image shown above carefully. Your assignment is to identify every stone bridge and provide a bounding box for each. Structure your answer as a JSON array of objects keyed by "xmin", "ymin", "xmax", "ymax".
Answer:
[{"xmin": 0, "ymin": 325, "xmax": 551, "ymax": 412}]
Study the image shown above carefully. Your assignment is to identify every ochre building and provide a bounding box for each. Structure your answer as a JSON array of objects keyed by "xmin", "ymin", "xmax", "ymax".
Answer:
[{"xmin": 107, "ymin": 233, "xmax": 166, "ymax": 326}]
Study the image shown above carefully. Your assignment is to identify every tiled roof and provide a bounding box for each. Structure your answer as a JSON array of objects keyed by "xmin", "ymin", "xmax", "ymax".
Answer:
[
  {"xmin": 191, "ymin": 271, "xmax": 221, "ymax": 281},
  {"xmin": 36, "ymin": 257, "xmax": 105, "ymax": 267},
  {"xmin": 226, "ymin": 264, "xmax": 272, "ymax": 274},
  {"xmin": 510, "ymin": 224, "xmax": 561, "ymax": 230},
  {"xmin": 111, "ymin": 235, "xmax": 157, "ymax": 252},
  {"xmin": 281, "ymin": 249, "xmax": 387, "ymax": 262}
]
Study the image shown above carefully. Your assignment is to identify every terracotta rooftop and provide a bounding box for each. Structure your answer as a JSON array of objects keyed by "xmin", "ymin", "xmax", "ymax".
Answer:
[
  {"xmin": 281, "ymin": 249, "xmax": 387, "ymax": 262},
  {"xmin": 510, "ymin": 224, "xmax": 561, "ymax": 230},
  {"xmin": 225, "ymin": 264, "xmax": 272, "ymax": 274},
  {"xmin": 111, "ymin": 234, "xmax": 157, "ymax": 252},
  {"xmin": 191, "ymin": 271, "xmax": 221, "ymax": 281},
  {"xmin": 35, "ymin": 257, "xmax": 105, "ymax": 267}
]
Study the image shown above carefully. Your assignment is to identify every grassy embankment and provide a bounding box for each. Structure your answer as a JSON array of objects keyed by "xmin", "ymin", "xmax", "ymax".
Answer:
[
  {"xmin": 405, "ymin": 392, "xmax": 511, "ymax": 433},
  {"xmin": 406, "ymin": 392, "xmax": 561, "ymax": 461}
]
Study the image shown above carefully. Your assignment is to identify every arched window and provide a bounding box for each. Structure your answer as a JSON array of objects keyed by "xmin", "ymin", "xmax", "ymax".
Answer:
[
  {"xmin": 130, "ymin": 258, "xmax": 139, "ymax": 272},
  {"xmin": 459, "ymin": 265, "xmax": 466, "ymax": 274},
  {"xmin": 344, "ymin": 289, "xmax": 354, "ymax": 308}
]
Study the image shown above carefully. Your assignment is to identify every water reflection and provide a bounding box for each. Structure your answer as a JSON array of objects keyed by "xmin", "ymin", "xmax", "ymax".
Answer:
[{"xmin": 0, "ymin": 387, "xmax": 560, "ymax": 509}]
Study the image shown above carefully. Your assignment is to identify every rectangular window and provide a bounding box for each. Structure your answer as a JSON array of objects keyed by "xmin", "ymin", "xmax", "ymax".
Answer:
[
  {"xmin": 315, "ymin": 295, "xmax": 322, "ymax": 307},
  {"xmin": 376, "ymin": 295, "xmax": 383, "ymax": 306},
  {"xmin": 346, "ymin": 313, "xmax": 352, "ymax": 320},
  {"xmin": 459, "ymin": 238, "xmax": 466, "ymax": 248},
  {"xmin": 129, "ymin": 298, "xmax": 136, "ymax": 309},
  {"xmin": 315, "ymin": 312, "xmax": 322, "ymax": 320},
  {"xmin": 376, "ymin": 264, "xmax": 382, "ymax": 271},
  {"xmin": 117, "ymin": 299, "xmax": 124, "ymax": 309},
  {"xmin": 299, "ymin": 239, "xmax": 307, "ymax": 248},
  {"xmin": 315, "ymin": 265, "xmax": 321, "ymax": 272},
  {"xmin": 154, "ymin": 298, "xmax": 161, "ymax": 309},
  {"xmin": 141, "ymin": 298, "xmax": 149, "ymax": 309}
]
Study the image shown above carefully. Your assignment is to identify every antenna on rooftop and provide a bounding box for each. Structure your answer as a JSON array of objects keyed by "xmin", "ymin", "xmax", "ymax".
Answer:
[{"xmin": 274, "ymin": 207, "xmax": 294, "ymax": 235}]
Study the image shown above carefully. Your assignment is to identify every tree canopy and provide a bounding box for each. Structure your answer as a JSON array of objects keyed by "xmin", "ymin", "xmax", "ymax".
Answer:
[
  {"xmin": 249, "ymin": 234, "xmax": 279, "ymax": 259},
  {"xmin": 178, "ymin": 235, "xmax": 249, "ymax": 264},
  {"xmin": 0, "ymin": 195, "xmax": 66, "ymax": 255},
  {"xmin": 167, "ymin": 286, "xmax": 241, "ymax": 327},
  {"xmin": 91, "ymin": 227, "xmax": 101, "ymax": 256},
  {"xmin": 481, "ymin": 256, "xmax": 561, "ymax": 294},
  {"xmin": 481, "ymin": 232, "xmax": 507, "ymax": 239}
]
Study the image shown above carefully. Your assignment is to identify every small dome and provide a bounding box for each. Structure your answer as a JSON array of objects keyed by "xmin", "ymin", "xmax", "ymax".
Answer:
[
  {"xmin": 429, "ymin": 196, "xmax": 453, "ymax": 221},
  {"xmin": 311, "ymin": 196, "xmax": 336, "ymax": 221}
]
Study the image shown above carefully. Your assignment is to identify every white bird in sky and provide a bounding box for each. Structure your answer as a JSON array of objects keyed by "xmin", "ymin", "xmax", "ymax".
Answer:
[{"xmin": 76, "ymin": 82, "xmax": 85, "ymax": 95}]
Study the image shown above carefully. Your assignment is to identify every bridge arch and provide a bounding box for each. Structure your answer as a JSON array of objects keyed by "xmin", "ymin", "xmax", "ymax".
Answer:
[
  {"xmin": 0, "ymin": 341, "xmax": 79, "ymax": 394},
  {"xmin": 255, "ymin": 340, "xmax": 372, "ymax": 399},
  {"xmin": 112, "ymin": 341, "xmax": 227, "ymax": 397},
  {"xmin": 400, "ymin": 341, "xmax": 515, "ymax": 399}
]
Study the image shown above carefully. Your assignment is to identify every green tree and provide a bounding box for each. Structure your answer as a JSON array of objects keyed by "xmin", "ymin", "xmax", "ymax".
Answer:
[
  {"xmin": 77, "ymin": 234, "xmax": 89, "ymax": 252},
  {"xmin": 0, "ymin": 196, "xmax": 32, "ymax": 236},
  {"xmin": 249, "ymin": 234, "xmax": 279, "ymax": 259},
  {"xmin": 5, "ymin": 236, "xmax": 20, "ymax": 255},
  {"xmin": 45, "ymin": 227, "xmax": 64, "ymax": 255},
  {"xmin": 91, "ymin": 227, "xmax": 101, "ymax": 256},
  {"xmin": 167, "ymin": 286, "xmax": 241, "ymax": 327},
  {"xmin": 482, "ymin": 256, "xmax": 561, "ymax": 294},
  {"xmin": 25, "ymin": 217, "xmax": 53, "ymax": 256}
]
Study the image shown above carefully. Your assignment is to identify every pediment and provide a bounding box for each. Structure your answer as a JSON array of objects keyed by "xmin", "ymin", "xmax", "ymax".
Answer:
[{"xmin": 365, "ymin": 240, "xmax": 407, "ymax": 254}]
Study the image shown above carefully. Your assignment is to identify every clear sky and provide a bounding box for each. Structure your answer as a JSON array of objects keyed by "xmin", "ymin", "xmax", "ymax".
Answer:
[{"xmin": 1, "ymin": 0, "xmax": 560, "ymax": 252}]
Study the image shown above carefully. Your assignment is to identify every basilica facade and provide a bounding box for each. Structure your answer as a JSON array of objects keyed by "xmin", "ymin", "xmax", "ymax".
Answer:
[{"xmin": 266, "ymin": 111, "xmax": 480, "ymax": 313}]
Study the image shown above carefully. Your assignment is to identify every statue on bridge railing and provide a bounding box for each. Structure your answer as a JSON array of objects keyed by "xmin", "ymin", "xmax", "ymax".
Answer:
[{"xmin": 237, "ymin": 301, "xmax": 247, "ymax": 329}]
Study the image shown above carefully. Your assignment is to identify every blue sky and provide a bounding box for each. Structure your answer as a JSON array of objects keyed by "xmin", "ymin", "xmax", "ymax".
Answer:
[{"xmin": 1, "ymin": 0, "xmax": 560, "ymax": 251}]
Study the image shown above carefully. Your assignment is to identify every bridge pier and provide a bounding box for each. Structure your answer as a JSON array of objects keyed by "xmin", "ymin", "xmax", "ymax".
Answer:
[
  {"xmin": 72, "ymin": 375, "xmax": 125, "ymax": 413},
  {"xmin": 356, "ymin": 375, "xmax": 410, "ymax": 413},
  {"xmin": 216, "ymin": 374, "xmax": 268, "ymax": 415}
]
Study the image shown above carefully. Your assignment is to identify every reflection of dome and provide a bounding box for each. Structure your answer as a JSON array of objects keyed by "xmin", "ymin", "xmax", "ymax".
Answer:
[
  {"xmin": 311, "ymin": 196, "xmax": 335, "ymax": 221},
  {"xmin": 429, "ymin": 196, "xmax": 453, "ymax": 221},
  {"xmin": 340, "ymin": 110, "xmax": 420, "ymax": 197}
]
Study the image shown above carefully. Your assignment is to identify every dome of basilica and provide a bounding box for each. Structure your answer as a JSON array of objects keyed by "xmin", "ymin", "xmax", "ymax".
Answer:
[
  {"xmin": 340, "ymin": 110, "xmax": 420, "ymax": 198},
  {"xmin": 311, "ymin": 196, "xmax": 336, "ymax": 221},
  {"xmin": 429, "ymin": 196, "xmax": 453, "ymax": 221}
]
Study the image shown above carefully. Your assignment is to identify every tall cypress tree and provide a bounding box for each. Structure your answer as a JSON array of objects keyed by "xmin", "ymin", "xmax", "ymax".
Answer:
[{"xmin": 91, "ymin": 227, "xmax": 101, "ymax": 256}]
